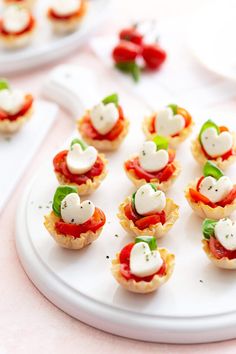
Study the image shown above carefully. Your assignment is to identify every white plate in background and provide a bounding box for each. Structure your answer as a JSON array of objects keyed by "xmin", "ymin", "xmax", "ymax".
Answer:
[{"xmin": 0, "ymin": 0, "xmax": 111, "ymax": 74}]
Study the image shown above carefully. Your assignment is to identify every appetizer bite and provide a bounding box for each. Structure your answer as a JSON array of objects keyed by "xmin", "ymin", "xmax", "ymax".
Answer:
[
  {"xmin": 185, "ymin": 161, "xmax": 236, "ymax": 219},
  {"xmin": 143, "ymin": 104, "xmax": 193, "ymax": 148},
  {"xmin": 0, "ymin": 5, "xmax": 36, "ymax": 48},
  {"xmin": 111, "ymin": 236, "xmax": 175, "ymax": 293},
  {"xmin": 78, "ymin": 93, "xmax": 129, "ymax": 151},
  {"xmin": 47, "ymin": 0, "xmax": 88, "ymax": 34},
  {"xmin": 53, "ymin": 138, "xmax": 107, "ymax": 195},
  {"xmin": 0, "ymin": 79, "xmax": 34, "ymax": 134},
  {"xmin": 191, "ymin": 119, "xmax": 236, "ymax": 169},
  {"xmin": 3, "ymin": 0, "xmax": 36, "ymax": 9},
  {"xmin": 118, "ymin": 183, "xmax": 179, "ymax": 238},
  {"xmin": 202, "ymin": 218, "xmax": 236, "ymax": 269},
  {"xmin": 44, "ymin": 186, "xmax": 106, "ymax": 249},
  {"xmin": 124, "ymin": 135, "xmax": 181, "ymax": 191}
]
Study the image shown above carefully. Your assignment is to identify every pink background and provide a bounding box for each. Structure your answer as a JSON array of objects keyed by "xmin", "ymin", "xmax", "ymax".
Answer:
[{"xmin": 1, "ymin": 0, "xmax": 236, "ymax": 353}]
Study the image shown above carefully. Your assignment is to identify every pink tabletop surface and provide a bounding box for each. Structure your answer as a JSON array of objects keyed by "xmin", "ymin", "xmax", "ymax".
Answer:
[{"xmin": 1, "ymin": 0, "xmax": 236, "ymax": 353}]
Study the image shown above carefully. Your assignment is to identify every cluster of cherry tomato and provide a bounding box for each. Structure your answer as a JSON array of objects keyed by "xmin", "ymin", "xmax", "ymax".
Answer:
[{"xmin": 112, "ymin": 25, "xmax": 167, "ymax": 82}]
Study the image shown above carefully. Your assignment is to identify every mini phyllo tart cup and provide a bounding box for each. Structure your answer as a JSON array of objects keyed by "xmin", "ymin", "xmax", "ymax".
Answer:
[
  {"xmin": 142, "ymin": 104, "xmax": 193, "ymax": 148},
  {"xmin": 202, "ymin": 218, "xmax": 236, "ymax": 269},
  {"xmin": 111, "ymin": 236, "xmax": 175, "ymax": 293},
  {"xmin": 3, "ymin": 0, "xmax": 37, "ymax": 9},
  {"xmin": 185, "ymin": 161, "xmax": 236, "ymax": 219},
  {"xmin": 47, "ymin": 0, "xmax": 88, "ymax": 34},
  {"xmin": 78, "ymin": 93, "xmax": 129, "ymax": 151},
  {"xmin": 44, "ymin": 186, "xmax": 106, "ymax": 250},
  {"xmin": 124, "ymin": 136, "xmax": 181, "ymax": 192},
  {"xmin": 117, "ymin": 184, "xmax": 179, "ymax": 239},
  {"xmin": 53, "ymin": 138, "xmax": 108, "ymax": 196},
  {"xmin": 191, "ymin": 119, "xmax": 236, "ymax": 170},
  {"xmin": 0, "ymin": 80, "xmax": 34, "ymax": 134},
  {"xmin": 0, "ymin": 5, "xmax": 36, "ymax": 49}
]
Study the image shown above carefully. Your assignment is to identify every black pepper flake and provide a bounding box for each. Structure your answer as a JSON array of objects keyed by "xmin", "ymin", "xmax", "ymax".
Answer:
[
  {"xmin": 71, "ymin": 218, "xmax": 75, "ymax": 223},
  {"xmin": 38, "ymin": 206, "xmax": 42, "ymax": 209},
  {"xmin": 114, "ymin": 234, "xmax": 119, "ymax": 238},
  {"xmin": 199, "ymin": 280, "xmax": 203, "ymax": 283},
  {"xmin": 106, "ymin": 255, "xmax": 109, "ymax": 259}
]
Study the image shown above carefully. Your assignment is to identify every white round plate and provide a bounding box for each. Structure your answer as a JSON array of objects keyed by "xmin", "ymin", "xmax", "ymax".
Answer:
[
  {"xmin": 0, "ymin": 0, "xmax": 110, "ymax": 74},
  {"xmin": 189, "ymin": 0, "xmax": 236, "ymax": 80},
  {"xmin": 16, "ymin": 112, "xmax": 236, "ymax": 344}
]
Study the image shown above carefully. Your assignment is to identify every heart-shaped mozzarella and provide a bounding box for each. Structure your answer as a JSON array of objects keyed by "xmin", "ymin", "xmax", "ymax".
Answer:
[
  {"xmin": 155, "ymin": 107, "xmax": 185, "ymax": 137},
  {"xmin": 61, "ymin": 193, "xmax": 95, "ymax": 225},
  {"xmin": 215, "ymin": 218, "xmax": 236, "ymax": 251},
  {"xmin": 130, "ymin": 242, "xmax": 163, "ymax": 277},
  {"xmin": 0, "ymin": 89, "xmax": 24, "ymax": 115},
  {"xmin": 201, "ymin": 127, "xmax": 233, "ymax": 158},
  {"xmin": 90, "ymin": 102, "xmax": 119, "ymax": 135},
  {"xmin": 199, "ymin": 176, "xmax": 233, "ymax": 203},
  {"xmin": 135, "ymin": 184, "xmax": 166, "ymax": 215},
  {"xmin": 66, "ymin": 143, "xmax": 97, "ymax": 174},
  {"xmin": 139, "ymin": 141, "xmax": 169, "ymax": 172},
  {"xmin": 52, "ymin": 0, "xmax": 81, "ymax": 16},
  {"xmin": 3, "ymin": 6, "xmax": 30, "ymax": 33}
]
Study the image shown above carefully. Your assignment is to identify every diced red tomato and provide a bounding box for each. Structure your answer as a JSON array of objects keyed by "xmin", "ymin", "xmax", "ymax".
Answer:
[
  {"xmin": 219, "ymin": 126, "xmax": 229, "ymax": 133},
  {"xmin": 53, "ymin": 150, "xmax": 104, "ymax": 185},
  {"xmin": 80, "ymin": 106, "xmax": 125, "ymax": 141},
  {"xmin": 135, "ymin": 212, "xmax": 166, "ymax": 230},
  {"xmin": 200, "ymin": 143, "xmax": 233, "ymax": 161},
  {"xmin": 176, "ymin": 107, "xmax": 192, "ymax": 128},
  {"xmin": 196, "ymin": 176, "xmax": 205, "ymax": 191},
  {"xmin": 125, "ymin": 156, "xmax": 176, "ymax": 183},
  {"xmin": 217, "ymin": 186, "xmax": 236, "ymax": 207},
  {"xmin": 55, "ymin": 207, "xmax": 106, "ymax": 238},
  {"xmin": 119, "ymin": 243, "xmax": 135, "ymax": 265},
  {"xmin": 189, "ymin": 188, "xmax": 216, "ymax": 207},
  {"xmin": 124, "ymin": 201, "xmax": 166, "ymax": 230},
  {"xmin": 0, "ymin": 94, "xmax": 33, "ymax": 121},
  {"xmin": 209, "ymin": 236, "xmax": 236, "ymax": 260}
]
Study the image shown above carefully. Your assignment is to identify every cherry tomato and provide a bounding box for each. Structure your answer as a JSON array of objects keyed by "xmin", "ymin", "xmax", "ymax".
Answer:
[
  {"xmin": 112, "ymin": 40, "xmax": 140, "ymax": 63},
  {"xmin": 119, "ymin": 27, "xmax": 143, "ymax": 45},
  {"xmin": 209, "ymin": 236, "xmax": 236, "ymax": 260},
  {"xmin": 135, "ymin": 211, "xmax": 166, "ymax": 230},
  {"xmin": 142, "ymin": 44, "xmax": 167, "ymax": 70},
  {"xmin": 55, "ymin": 208, "xmax": 106, "ymax": 238},
  {"xmin": 217, "ymin": 186, "xmax": 236, "ymax": 207}
]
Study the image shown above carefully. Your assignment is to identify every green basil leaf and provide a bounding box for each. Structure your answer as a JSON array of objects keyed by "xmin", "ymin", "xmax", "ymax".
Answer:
[
  {"xmin": 0, "ymin": 78, "xmax": 9, "ymax": 91},
  {"xmin": 135, "ymin": 236, "xmax": 157, "ymax": 250},
  {"xmin": 203, "ymin": 161, "xmax": 224, "ymax": 180},
  {"xmin": 102, "ymin": 93, "xmax": 119, "ymax": 107},
  {"xmin": 199, "ymin": 120, "xmax": 219, "ymax": 142},
  {"xmin": 115, "ymin": 61, "xmax": 140, "ymax": 82},
  {"xmin": 70, "ymin": 138, "xmax": 87, "ymax": 150},
  {"xmin": 202, "ymin": 219, "xmax": 217, "ymax": 239},
  {"xmin": 168, "ymin": 104, "xmax": 178, "ymax": 115},
  {"xmin": 153, "ymin": 135, "xmax": 169, "ymax": 150},
  {"xmin": 52, "ymin": 185, "xmax": 77, "ymax": 217}
]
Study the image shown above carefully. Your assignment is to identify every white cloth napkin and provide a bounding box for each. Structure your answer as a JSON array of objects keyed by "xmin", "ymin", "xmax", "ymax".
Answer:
[
  {"xmin": 91, "ymin": 19, "xmax": 236, "ymax": 112},
  {"xmin": 0, "ymin": 100, "xmax": 58, "ymax": 213}
]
